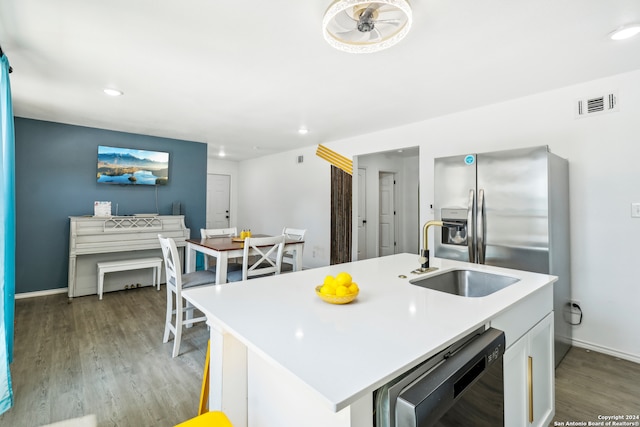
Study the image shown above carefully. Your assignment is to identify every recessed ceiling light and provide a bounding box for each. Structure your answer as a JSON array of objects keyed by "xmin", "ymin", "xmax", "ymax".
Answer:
[
  {"xmin": 298, "ymin": 127, "xmax": 309, "ymax": 135},
  {"xmin": 218, "ymin": 147, "xmax": 226, "ymax": 157},
  {"xmin": 103, "ymin": 88, "xmax": 123, "ymax": 97},
  {"xmin": 609, "ymin": 24, "xmax": 640, "ymax": 40}
]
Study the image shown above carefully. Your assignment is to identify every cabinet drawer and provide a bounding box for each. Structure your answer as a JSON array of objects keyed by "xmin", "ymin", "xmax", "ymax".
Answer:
[{"xmin": 490, "ymin": 283, "xmax": 553, "ymax": 348}]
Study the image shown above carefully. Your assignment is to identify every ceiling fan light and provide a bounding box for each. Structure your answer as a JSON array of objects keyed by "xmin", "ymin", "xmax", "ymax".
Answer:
[
  {"xmin": 323, "ymin": 0, "xmax": 413, "ymax": 54},
  {"xmin": 609, "ymin": 24, "xmax": 640, "ymax": 40}
]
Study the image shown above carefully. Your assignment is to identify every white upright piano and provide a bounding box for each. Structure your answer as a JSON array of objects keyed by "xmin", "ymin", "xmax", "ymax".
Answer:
[{"xmin": 68, "ymin": 215, "xmax": 190, "ymax": 298}]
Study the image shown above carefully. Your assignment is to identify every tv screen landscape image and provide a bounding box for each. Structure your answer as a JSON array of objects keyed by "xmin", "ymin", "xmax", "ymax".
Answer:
[{"xmin": 97, "ymin": 145, "xmax": 169, "ymax": 185}]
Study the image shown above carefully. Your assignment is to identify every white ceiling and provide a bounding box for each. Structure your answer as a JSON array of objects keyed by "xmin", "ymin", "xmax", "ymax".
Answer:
[{"xmin": 1, "ymin": 0, "xmax": 639, "ymax": 161}]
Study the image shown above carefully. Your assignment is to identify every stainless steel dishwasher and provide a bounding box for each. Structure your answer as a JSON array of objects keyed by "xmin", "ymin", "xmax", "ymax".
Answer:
[{"xmin": 374, "ymin": 327, "xmax": 505, "ymax": 427}]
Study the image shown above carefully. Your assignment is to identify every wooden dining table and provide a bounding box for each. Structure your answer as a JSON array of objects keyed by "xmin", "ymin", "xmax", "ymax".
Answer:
[{"xmin": 184, "ymin": 234, "xmax": 304, "ymax": 284}]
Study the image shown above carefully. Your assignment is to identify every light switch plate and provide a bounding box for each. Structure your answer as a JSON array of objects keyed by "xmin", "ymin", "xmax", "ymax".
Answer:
[{"xmin": 632, "ymin": 203, "xmax": 640, "ymax": 218}]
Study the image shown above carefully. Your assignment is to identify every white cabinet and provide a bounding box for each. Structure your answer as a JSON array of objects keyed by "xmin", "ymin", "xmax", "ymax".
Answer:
[{"xmin": 503, "ymin": 312, "xmax": 554, "ymax": 427}]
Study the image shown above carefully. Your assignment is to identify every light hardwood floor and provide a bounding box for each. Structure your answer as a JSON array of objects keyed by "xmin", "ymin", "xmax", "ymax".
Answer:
[
  {"xmin": 0, "ymin": 287, "xmax": 209, "ymax": 427},
  {"xmin": 1, "ymin": 287, "xmax": 638, "ymax": 426},
  {"xmin": 551, "ymin": 346, "xmax": 640, "ymax": 425}
]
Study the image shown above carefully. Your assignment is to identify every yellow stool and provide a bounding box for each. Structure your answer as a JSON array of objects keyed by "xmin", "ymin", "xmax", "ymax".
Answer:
[
  {"xmin": 174, "ymin": 411, "xmax": 232, "ymax": 427},
  {"xmin": 174, "ymin": 341, "xmax": 233, "ymax": 426}
]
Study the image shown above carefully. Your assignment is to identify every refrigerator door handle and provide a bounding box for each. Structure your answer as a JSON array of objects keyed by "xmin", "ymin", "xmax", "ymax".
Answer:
[
  {"xmin": 467, "ymin": 189, "xmax": 476, "ymax": 263},
  {"xmin": 477, "ymin": 189, "xmax": 486, "ymax": 264}
]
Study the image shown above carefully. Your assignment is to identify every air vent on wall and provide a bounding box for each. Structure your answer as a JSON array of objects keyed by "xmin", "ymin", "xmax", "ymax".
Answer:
[{"xmin": 575, "ymin": 92, "xmax": 618, "ymax": 118}]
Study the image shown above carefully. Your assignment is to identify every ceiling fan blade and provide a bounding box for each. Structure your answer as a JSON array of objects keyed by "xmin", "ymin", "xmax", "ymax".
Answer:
[
  {"xmin": 370, "ymin": 27, "xmax": 383, "ymax": 41},
  {"xmin": 376, "ymin": 4, "xmax": 406, "ymax": 17},
  {"xmin": 375, "ymin": 3, "xmax": 398, "ymax": 12},
  {"xmin": 375, "ymin": 19, "xmax": 401, "ymax": 26},
  {"xmin": 334, "ymin": 9, "xmax": 357, "ymax": 29},
  {"xmin": 358, "ymin": 29, "xmax": 379, "ymax": 42},
  {"xmin": 335, "ymin": 29, "xmax": 358, "ymax": 36},
  {"xmin": 334, "ymin": 29, "xmax": 369, "ymax": 42}
]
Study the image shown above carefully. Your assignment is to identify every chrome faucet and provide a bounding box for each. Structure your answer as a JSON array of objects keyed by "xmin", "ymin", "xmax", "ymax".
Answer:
[{"xmin": 419, "ymin": 220, "xmax": 465, "ymax": 269}]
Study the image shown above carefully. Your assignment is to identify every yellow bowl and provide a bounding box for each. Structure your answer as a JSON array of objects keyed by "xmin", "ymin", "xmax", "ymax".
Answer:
[{"xmin": 315, "ymin": 285, "xmax": 359, "ymax": 305}]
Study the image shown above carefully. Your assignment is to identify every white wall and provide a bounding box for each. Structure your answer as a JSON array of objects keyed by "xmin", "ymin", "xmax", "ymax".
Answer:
[
  {"xmin": 236, "ymin": 145, "xmax": 330, "ymax": 269},
  {"xmin": 237, "ymin": 69, "xmax": 640, "ymax": 362},
  {"xmin": 401, "ymin": 155, "xmax": 420, "ymax": 254}
]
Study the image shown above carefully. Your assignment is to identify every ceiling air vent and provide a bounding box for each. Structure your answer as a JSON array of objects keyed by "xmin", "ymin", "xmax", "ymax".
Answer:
[{"xmin": 575, "ymin": 92, "xmax": 618, "ymax": 118}]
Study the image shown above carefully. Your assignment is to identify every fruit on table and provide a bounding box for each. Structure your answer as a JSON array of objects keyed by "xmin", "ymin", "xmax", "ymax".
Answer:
[
  {"xmin": 335, "ymin": 272, "xmax": 352, "ymax": 286},
  {"xmin": 320, "ymin": 272, "xmax": 358, "ymax": 296}
]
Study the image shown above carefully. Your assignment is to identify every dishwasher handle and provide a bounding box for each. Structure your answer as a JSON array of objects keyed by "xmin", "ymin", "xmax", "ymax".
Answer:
[{"xmin": 395, "ymin": 328, "xmax": 505, "ymax": 427}]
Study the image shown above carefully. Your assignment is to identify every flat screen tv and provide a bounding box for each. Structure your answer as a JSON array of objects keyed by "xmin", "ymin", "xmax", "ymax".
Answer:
[{"xmin": 97, "ymin": 145, "xmax": 169, "ymax": 185}]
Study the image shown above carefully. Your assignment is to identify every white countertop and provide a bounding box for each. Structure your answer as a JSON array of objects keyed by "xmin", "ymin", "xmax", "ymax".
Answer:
[{"xmin": 183, "ymin": 253, "xmax": 556, "ymax": 412}]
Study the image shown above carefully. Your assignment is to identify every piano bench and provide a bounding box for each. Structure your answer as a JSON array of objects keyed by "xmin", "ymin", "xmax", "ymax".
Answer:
[{"xmin": 97, "ymin": 257, "xmax": 163, "ymax": 300}]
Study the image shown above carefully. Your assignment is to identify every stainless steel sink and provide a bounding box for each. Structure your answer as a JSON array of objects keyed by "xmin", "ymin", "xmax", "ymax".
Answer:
[{"xmin": 409, "ymin": 269, "xmax": 520, "ymax": 297}]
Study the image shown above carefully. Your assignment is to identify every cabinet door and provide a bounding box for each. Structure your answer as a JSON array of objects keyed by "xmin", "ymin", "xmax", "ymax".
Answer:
[
  {"xmin": 504, "ymin": 335, "xmax": 528, "ymax": 427},
  {"xmin": 529, "ymin": 312, "xmax": 554, "ymax": 427},
  {"xmin": 502, "ymin": 312, "xmax": 554, "ymax": 427}
]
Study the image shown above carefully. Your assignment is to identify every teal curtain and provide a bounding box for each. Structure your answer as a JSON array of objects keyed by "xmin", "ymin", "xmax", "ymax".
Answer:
[{"xmin": 0, "ymin": 52, "xmax": 15, "ymax": 415}]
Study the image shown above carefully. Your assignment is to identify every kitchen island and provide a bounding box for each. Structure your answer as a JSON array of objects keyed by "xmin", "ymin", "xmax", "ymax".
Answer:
[{"xmin": 182, "ymin": 253, "xmax": 557, "ymax": 427}]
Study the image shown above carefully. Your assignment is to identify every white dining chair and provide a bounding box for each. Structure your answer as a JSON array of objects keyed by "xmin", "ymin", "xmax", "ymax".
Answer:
[
  {"xmin": 158, "ymin": 234, "xmax": 217, "ymax": 358},
  {"xmin": 227, "ymin": 235, "xmax": 285, "ymax": 282},
  {"xmin": 200, "ymin": 227, "xmax": 237, "ymax": 238},
  {"xmin": 282, "ymin": 227, "xmax": 306, "ymax": 271},
  {"xmin": 200, "ymin": 227, "xmax": 241, "ymax": 271}
]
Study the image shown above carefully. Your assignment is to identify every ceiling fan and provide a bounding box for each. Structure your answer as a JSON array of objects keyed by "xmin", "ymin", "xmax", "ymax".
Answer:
[{"xmin": 323, "ymin": 0, "xmax": 413, "ymax": 53}]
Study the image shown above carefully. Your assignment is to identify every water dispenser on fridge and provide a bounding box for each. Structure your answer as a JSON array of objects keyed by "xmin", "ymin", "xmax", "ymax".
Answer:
[{"xmin": 440, "ymin": 208, "xmax": 468, "ymax": 246}]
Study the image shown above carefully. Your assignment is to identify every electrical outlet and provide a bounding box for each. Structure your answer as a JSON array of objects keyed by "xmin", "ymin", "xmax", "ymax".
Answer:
[
  {"xmin": 312, "ymin": 246, "xmax": 324, "ymax": 259},
  {"xmin": 568, "ymin": 300, "xmax": 583, "ymax": 326},
  {"xmin": 632, "ymin": 203, "xmax": 640, "ymax": 218}
]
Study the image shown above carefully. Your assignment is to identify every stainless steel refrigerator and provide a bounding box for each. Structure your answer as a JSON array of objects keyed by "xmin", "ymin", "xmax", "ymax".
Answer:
[{"xmin": 433, "ymin": 145, "xmax": 571, "ymax": 366}]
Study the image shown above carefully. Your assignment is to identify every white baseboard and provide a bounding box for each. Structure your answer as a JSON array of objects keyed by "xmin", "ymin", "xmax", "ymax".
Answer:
[
  {"xmin": 571, "ymin": 338, "xmax": 640, "ymax": 364},
  {"xmin": 16, "ymin": 288, "xmax": 68, "ymax": 300}
]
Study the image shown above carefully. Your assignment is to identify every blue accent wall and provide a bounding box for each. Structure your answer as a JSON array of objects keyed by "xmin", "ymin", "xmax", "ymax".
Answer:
[{"xmin": 14, "ymin": 118, "xmax": 207, "ymax": 293}]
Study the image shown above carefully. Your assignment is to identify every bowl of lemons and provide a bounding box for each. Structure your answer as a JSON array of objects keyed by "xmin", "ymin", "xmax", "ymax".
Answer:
[{"xmin": 315, "ymin": 272, "xmax": 359, "ymax": 304}]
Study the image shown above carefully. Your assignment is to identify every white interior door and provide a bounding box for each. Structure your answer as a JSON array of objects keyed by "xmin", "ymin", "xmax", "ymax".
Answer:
[
  {"xmin": 207, "ymin": 174, "xmax": 231, "ymax": 229},
  {"xmin": 379, "ymin": 172, "xmax": 396, "ymax": 256},
  {"xmin": 357, "ymin": 168, "xmax": 367, "ymax": 260}
]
